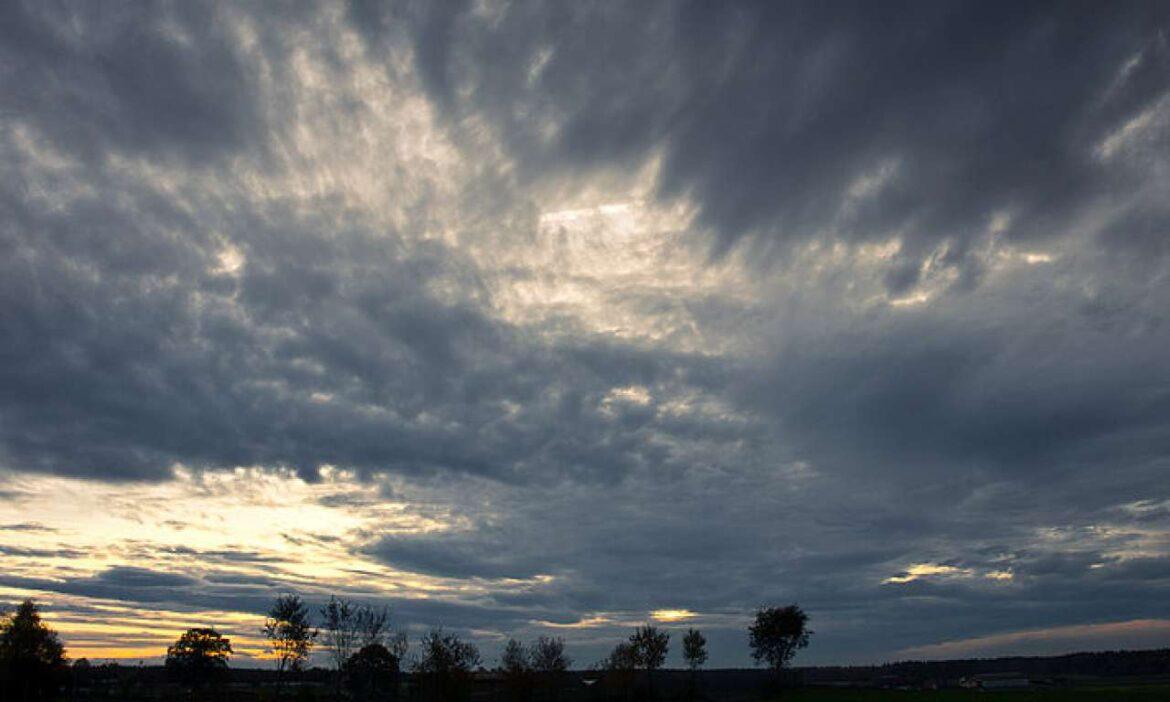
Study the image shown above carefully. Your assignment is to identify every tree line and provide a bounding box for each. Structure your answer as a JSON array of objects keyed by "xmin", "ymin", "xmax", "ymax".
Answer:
[{"xmin": 1, "ymin": 596, "xmax": 811, "ymax": 701}]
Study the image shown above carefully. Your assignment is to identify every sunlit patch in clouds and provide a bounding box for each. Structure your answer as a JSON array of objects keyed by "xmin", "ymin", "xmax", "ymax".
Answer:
[
  {"xmin": 883, "ymin": 563, "xmax": 971, "ymax": 585},
  {"xmin": 0, "ymin": 467, "xmax": 444, "ymax": 582},
  {"xmin": 651, "ymin": 609, "xmax": 697, "ymax": 623}
]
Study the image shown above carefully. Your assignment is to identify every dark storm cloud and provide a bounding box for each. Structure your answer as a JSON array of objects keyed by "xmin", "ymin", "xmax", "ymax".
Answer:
[
  {"xmin": 0, "ymin": 1, "xmax": 266, "ymax": 165},
  {"xmin": 0, "ymin": 146, "xmax": 729, "ymax": 481},
  {"xmin": 387, "ymin": 0, "xmax": 1170, "ymax": 274},
  {"xmin": 367, "ymin": 530, "xmax": 546, "ymax": 579},
  {"xmin": 736, "ymin": 297, "xmax": 1170, "ymax": 485},
  {"xmin": 95, "ymin": 565, "xmax": 199, "ymax": 589}
]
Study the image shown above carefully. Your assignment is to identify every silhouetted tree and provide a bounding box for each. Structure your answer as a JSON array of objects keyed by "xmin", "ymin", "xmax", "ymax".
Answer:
[
  {"xmin": 319, "ymin": 597, "xmax": 399, "ymax": 697},
  {"xmin": 414, "ymin": 629, "xmax": 481, "ymax": 701},
  {"xmin": 319, "ymin": 596, "xmax": 357, "ymax": 670},
  {"xmin": 683, "ymin": 628, "xmax": 707, "ymax": 697},
  {"xmin": 531, "ymin": 635, "xmax": 571, "ymax": 675},
  {"xmin": 531, "ymin": 635, "xmax": 570, "ymax": 700},
  {"xmin": 387, "ymin": 629, "xmax": 409, "ymax": 662},
  {"xmin": 320, "ymin": 596, "xmax": 361, "ymax": 697},
  {"xmin": 0, "ymin": 599, "xmax": 67, "ymax": 701},
  {"xmin": 682, "ymin": 628, "xmax": 707, "ymax": 670},
  {"xmin": 748, "ymin": 605, "xmax": 810, "ymax": 680},
  {"xmin": 601, "ymin": 642, "xmax": 638, "ymax": 700},
  {"xmin": 629, "ymin": 626, "xmax": 668, "ymax": 698},
  {"xmin": 165, "ymin": 628, "xmax": 232, "ymax": 689},
  {"xmin": 379, "ymin": 629, "xmax": 408, "ymax": 701},
  {"xmin": 356, "ymin": 604, "xmax": 392, "ymax": 648},
  {"xmin": 262, "ymin": 593, "xmax": 316, "ymax": 690},
  {"xmin": 500, "ymin": 639, "xmax": 534, "ymax": 701},
  {"xmin": 70, "ymin": 657, "xmax": 91, "ymax": 695},
  {"xmin": 344, "ymin": 642, "xmax": 399, "ymax": 701}
]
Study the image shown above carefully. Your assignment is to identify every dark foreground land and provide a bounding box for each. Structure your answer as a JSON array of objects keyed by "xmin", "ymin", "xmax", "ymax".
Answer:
[
  {"xmin": 53, "ymin": 682, "xmax": 1170, "ymax": 702},
  {"xmin": 760, "ymin": 688, "xmax": 1170, "ymax": 701},
  {"xmin": 57, "ymin": 648, "xmax": 1170, "ymax": 701}
]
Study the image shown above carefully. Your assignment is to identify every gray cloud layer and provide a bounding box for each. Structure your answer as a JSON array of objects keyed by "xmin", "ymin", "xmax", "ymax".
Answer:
[
  {"xmin": 2, "ymin": 0, "xmax": 1170, "ymax": 665},
  {"xmin": 392, "ymin": 1, "xmax": 1169, "ymax": 273}
]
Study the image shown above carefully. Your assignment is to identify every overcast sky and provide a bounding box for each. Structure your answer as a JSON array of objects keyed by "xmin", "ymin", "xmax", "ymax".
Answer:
[{"xmin": 2, "ymin": 0, "xmax": 1170, "ymax": 669}]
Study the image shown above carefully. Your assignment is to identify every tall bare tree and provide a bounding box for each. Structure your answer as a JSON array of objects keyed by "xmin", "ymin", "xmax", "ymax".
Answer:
[
  {"xmin": 262, "ymin": 593, "xmax": 316, "ymax": 690},
  {"xmin": 415, "ymin": 629, "xmax": 481, "ymax": 701},
  {"xmin": 320, "ymin": 596, "xmax": 360, "ymax": 697},
  {"xmin": 355, "ymin": 604, "xmax": 391, "ymax": 648}
]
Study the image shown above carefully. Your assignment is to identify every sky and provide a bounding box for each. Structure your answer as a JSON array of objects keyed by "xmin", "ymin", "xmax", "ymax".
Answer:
[{"xmin": 1, "ymin": 0, "xmax": 1170, "ymax": 670}]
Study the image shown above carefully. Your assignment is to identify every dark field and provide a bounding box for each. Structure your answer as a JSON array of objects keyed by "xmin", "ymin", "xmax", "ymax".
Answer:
[
  {"xmin": 58, "ymin": 685, "xmax": 1170, "ymax": 701},
  {"xmin": 57, "ymin": 651, "xmax": 1170, "ymax": 701},
  {"xmin": 59, "ymin": 675, "xmax": 1170, "ymax": 702},
  {"xmin": 767, "ymin": 687, "xmax": 1170, "ymax": 702}
]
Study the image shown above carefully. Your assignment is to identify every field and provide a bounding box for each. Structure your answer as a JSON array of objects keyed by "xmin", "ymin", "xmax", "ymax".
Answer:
[
  {"xmin": 61, "ymin": 683, "xmax": 1170, "ymax": 701},
  {"xmin": 756, "ymin": 686, "xmax": 1170, "ymax": 702}
]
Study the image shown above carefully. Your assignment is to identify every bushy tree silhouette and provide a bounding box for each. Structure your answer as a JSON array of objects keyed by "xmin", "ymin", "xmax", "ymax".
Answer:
[
  {"xmin": 683, "ymin": 628, "xmax": 707, "ymax": 670},
  {"xmin": 531, "ymin": 635, "xmax": 571, "ymax": 675},
  {"xmin": 683, "ymin": 628, "xmax": 707, "ymax": 697},
  {"xmin": 629, "ymin": 625, "xmax": 669, "ymax": 697},
  {"xmin": 165, "ymin": 628, "xmax": 232, "ymax": 688},
  {"xmin": 531, "ymin": 635, "xmax": 570, "ymax": 699},
  {"xmin": 601, "ymin": 642, "xmax": 638, "ymax": 700},
  {"xmin": 0, "ymin": 599, "xmax": 67, "ymax": 701},
  {"xmin": 749, "ymin": 605, "xmax": 811, "ymax": 681},
  {"xmin": 500, "ymin": 638, "xmax": 534, "ymax": 701}
]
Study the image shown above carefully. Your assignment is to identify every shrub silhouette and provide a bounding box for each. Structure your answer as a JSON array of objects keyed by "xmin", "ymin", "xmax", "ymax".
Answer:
[
  {"xmin": 344, "ymin": 642, "xmax": 399, "ymax": 701},
  {"xmin": 165, "ymin": 627, "xmax": 232, "ymax": 687}
]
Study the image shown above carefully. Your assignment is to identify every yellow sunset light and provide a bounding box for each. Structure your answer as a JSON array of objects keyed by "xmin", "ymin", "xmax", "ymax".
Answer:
[{"xmin": 651, "ymin": 609, "xmax": 696, "ymax": 623}]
